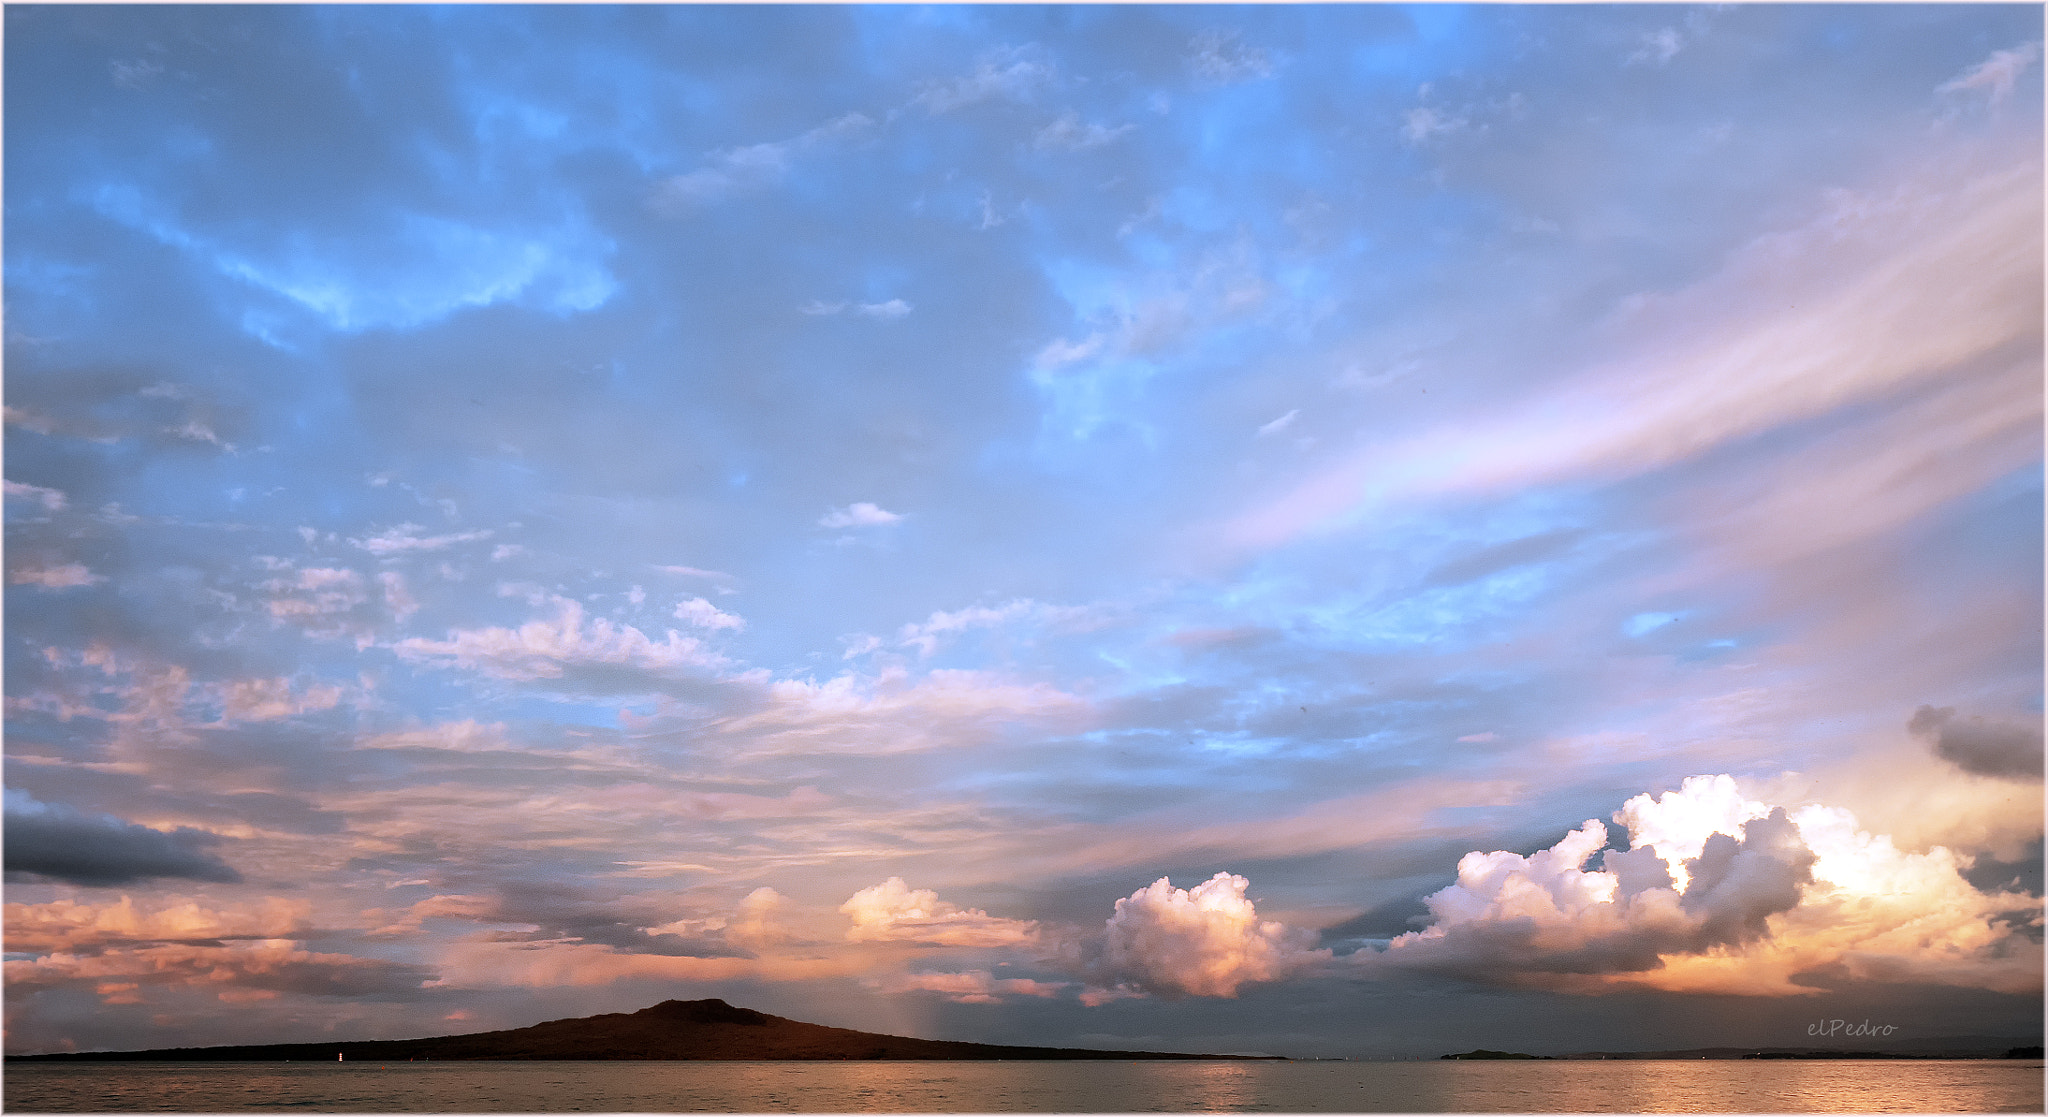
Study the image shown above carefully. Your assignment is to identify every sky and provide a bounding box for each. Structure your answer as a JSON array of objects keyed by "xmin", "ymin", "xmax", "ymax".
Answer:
[{"xmin": 4, "ymin": 4, "xmax": 2043, "ymax": 1060}]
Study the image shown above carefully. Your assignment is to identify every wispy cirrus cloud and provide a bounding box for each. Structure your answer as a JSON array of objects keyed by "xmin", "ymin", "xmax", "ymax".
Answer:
[{"xmin": 1226, "ymin": 151, "xmax": 2042, "ymax": 551}]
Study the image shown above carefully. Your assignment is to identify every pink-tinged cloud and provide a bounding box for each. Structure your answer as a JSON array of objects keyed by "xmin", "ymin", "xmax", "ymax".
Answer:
[
  {"xmin": 1100, "ymin": 872, "xmax": 1326, "ymax": 999},
  {"xmin": 1226, "ymin": 150, "xmax": 2041, "ymax": 552},
  {"xmin": 4, "ymin": 479, "xmax": 68, "ymax": 510},
  {"xmin": 1938, "ymin": 40, "xmax": 2042, "ymax": 104},
  {"xmin": 350, "ymin": 522, "xmax": 494, "ymax": 556},
  {"xmin": 890, "ymin": 598, "xmax": 1110, "ymax": 658},
  {"xmin": 394, "ymin": 596, "xmax": 730, "ymax": 683},
  {"xmin": 884, "ymin": 970, "xmax": 1004, "ymax": 1004},
  {"xmin": 5, "ymin": 895, "xmax": 313, "ymax": 954},
  {"xmin": 9, "ymin": 562, "xmax": 103, "ymax": 589},
  {"xmin": 1023, "ymin": 778, "xmax": 1528, "ymax": 879},
  {"xmin": 710, "ymin": 668, "xmax": 1088, "ymax": 757},
  {"xmin": 723, "ymin": 887, "xmax": 791, "ymax": 952},
  {"xmin": 5, "ymin": 940, "xmax": 432, "ymax": 1000},
  {"xmin": 211, "ymin": 676, "xmax": 344, "ymax": 723},
  {"xmin": 841, "ymin": 878, "xmax": 1041, "ymax": 948},
  {"xmin": 424, "ymin": 939, "xmax": 861, "ymax": 989},
  {"xmin": 877, "ymin": 970, "xmax": 1071, "ymax": 1004}
]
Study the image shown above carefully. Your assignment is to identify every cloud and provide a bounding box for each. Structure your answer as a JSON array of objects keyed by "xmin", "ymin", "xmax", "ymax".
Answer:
[
  {"xmin": 4, "ymin": 479, "xmax": 68, "ymax": 511},
  {"xmin": 1187, "ymin": 30, "xmax": 1273, "ymax": 83},
  {"xmin": 421, "ymin": 939, "xmax": 858, "ymax": 990},
  {"xmin": 914, "ymin": 55, "xmax": 1052, "ymax": 113},
  {"xmin": 109, "ymin": 57, "xmax": 164, "ymax": 90},
  {"xmin": 85, "ymin": 184, "xmax": 617, "ymax": 334},
  {"xmin": 841, "ymin": 878, "xmax": 1041, "ymax": 948},
  {"xmin": 818, "ymin": 501, "xmax": 904, "ymax": 529},
  {"xmin": 1021, "ymin": 778, "xmax": 1527, "ymax": 882},
  {"xmin": 211, "ymin": 676, "xmax": 345, "ymax": 723},
  {"xmin": 725, "ymin": 887, "xmax": 791, "ymax": 953},
  {"xmin": 652, "ymin": 564, "xmax": 736, "ymax": 587},
  {"xmin": 673, "ymin": 596, "xmax": 746, "ymax": 632},
  {"xmin": 258, "ymin": 564, "xmax": 388, "ymax": 644},
  {"xmin": 801, "ymin": 299, "xmax": 913, "ymax": 319},
  {"xmin": 10, "ymin": 562, "xmax": 104, "ymax": 589},
  {"xmin": 1938, "ymin": 41, "xmax": 2042, "ymax": 105},
  {"xmin": 1626, "ymin": 27, "xmax": 1685, "ymax": 67},
  {"xmin": 4, "ymin": 896, "xmax": 314, "ymax": 954},
  {"xmin": 380, "ymin": 570, "xmax": 419, "ymax": 621},
  {"xmin": 1035, "ymin": 113, "xmax": 1132, "ymax": 151},
  {"xmin": 875, "ymin": 970, "xmax": 1070, "ymax": 1004},
  {"xmin": 357, "ymin": 719, "xmax": 510, "ymax": 753},
  {"xmin": 394, "ymin": 596, "xmax": 730, "ymax": 686},
  {"xmin": 709, "ymin": 668, "xmax": 1087, "ymax": 757},
  {"xmin": 858, "ymin": 298, "xmax": 913, "ymax": 320},
  {"xmin": 1228, "ymin": 149, "xmax": 2042, "ymax": 550},
  {"xmin": 377, "ymin": 882, "xmax": 754, "ymax": 960},
  {"xmin": 352, "ymin": 523, "xmax": 493, "ymax": 556},
  {"xmin": 1909, "ymin": 706, "xmax": 2044, "ymax": 781},
  {"xmin": 1255, "ymin": 409, "xmax": 1300, "ymax": 438},
  {"xmin": 5, "ymin": 941, "xmax": 433, "ymax": 1001},
  {"xmin": 1099, "ymin": 872, "xmax": 1325, "ymax": 999},
  {"xmin": 653, "ymin": 112, "xmax": 874, "ymax": 210},
  {"xmin": 1401, "ymin": 105, "xmax": 1466, "ymax": 144},
  {"xmin": 1360, "ymin": 775, "xmax": 2040, "ymax": 996},
  {"xmin": 3, "ymin": 791, "xmax": 242, "ymax": 887},
  {"xmin": 892, "ymin": 597, "xmax": 1101, "ymax": 657}
]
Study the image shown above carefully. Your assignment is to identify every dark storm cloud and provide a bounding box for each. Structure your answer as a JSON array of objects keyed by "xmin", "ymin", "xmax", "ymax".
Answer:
[
  {"xmin": 1910, "ymin": 705, "xmax": 2044, "ymax": 781},
  {"xmin": 3, "ymin": 790, "xmax": 241, "ymax": 886}
]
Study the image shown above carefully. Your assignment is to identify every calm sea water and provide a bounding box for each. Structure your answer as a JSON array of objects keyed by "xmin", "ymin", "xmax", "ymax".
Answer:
[{"xmin": 5, "ymin": 1059, "xmax": 2042, "ymax": 1114}]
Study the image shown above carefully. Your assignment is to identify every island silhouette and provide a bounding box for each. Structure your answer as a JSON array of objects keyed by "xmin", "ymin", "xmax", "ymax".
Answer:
[{"xmin": 8, "ymin": 997, "xmax": 1283, "ymax": 1062}]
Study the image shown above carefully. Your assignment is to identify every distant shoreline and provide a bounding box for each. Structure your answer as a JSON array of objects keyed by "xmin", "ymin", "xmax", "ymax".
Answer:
[{"xmin": 5, "ymin": 997, "xmax": 1284, "ymax": 1064}]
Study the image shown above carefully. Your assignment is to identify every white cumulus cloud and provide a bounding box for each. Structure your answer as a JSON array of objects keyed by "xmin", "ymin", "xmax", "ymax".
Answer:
[
  {"xmin": 4, "ymin": 480, "xmax": 67, "ymax": 511},
  {"xmin": 818, "ymin": 502, "xmax": 903, "ymax": 529},
  {"xmin": 674, "ymin": 597, "xmax": 745, "ymax": 632},
  {"xmin": 1360, "ymin": 775, "xmax": 2041, "ymax": 996}
]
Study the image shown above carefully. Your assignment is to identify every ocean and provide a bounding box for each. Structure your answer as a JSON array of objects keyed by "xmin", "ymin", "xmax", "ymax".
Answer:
[{"xmin": 5, "ymin": 1058, "xmax": 2042, "ymax": 1113}]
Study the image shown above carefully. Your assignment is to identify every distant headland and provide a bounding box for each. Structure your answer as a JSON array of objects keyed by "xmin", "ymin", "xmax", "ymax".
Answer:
[{"xmin": 7, "ymin": 997, "xmax": 1286, "ymax": 1063}]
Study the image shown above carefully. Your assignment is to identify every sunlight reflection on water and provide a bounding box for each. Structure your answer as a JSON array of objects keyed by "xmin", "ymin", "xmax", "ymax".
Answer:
[{"xmin": 6, "ymin": 1058, "xmax": 2043, "ymax": 1113}]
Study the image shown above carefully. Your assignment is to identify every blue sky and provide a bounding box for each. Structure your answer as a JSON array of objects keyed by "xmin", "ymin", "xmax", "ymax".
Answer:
[{"xmin": 5, "ymin": 4, "xmax": 2042, "ymax": 1057}]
